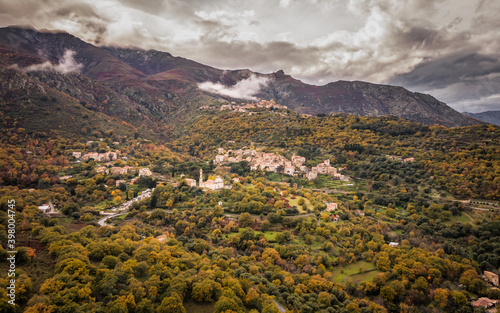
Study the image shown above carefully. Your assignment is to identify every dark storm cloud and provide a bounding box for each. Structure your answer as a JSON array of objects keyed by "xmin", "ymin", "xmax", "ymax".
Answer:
[
  {"xmin": 389, "ymin": 52, "xmax": 500, "ymax": 112},
  {"xmin": 390, "ymin": 52, "xmax": 500, "ymax": 89}
]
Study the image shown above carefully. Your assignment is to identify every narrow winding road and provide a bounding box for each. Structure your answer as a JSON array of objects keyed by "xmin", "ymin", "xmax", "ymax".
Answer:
[{"xmin": 97, "ymin": 188, "xmax": 154, "ymax": 227}]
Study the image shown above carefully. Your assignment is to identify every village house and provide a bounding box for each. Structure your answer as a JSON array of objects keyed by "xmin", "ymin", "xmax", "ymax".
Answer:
[
  {"xmin": 386, "ymin": 155, "xmax": 403, "ymax": 161},
  {"xmin": 354, "ymin": 210, "xmax": 365, "ymax": 216},
  {"xmin": 115, "ymin": 180, "xmax": 126, "ymax": 187},
  {"xmin": 110, "ymin": 167, "xmax": 126, "ymax": 175},
  {"xmin": 184, "ymin": 178, "xmax": 197, "ymax": 187},
  {"xmin": 325, "ymin": 203, "xmax": 338, "ymax": 212},
  {"xmin": 304, "ymin": 171, "xmax": 318, "ymax": 180},
  {"xmin": 72, "ymin": 152, "xmax": 81, "ymax": 159},
  {"xmin": 96, "ymin": 166, "xmax": 109, "ymax": 174},
  {"xmin": 38, "ymin": 204, "xmax": 50, "ymax": 213},
  {"xmin": 110, "ymin": 166, "xmax": 134, "ymax": 175},
  {"xmin": 82, "ymin": 151, "xmax": 118, "ymax": 162},
  {"xmin": 389, "ymin": 242, "xmax": 399, "ymax": 247},
  {"xmin": 291, "ymin": 155, "xmax": 306, "ymax": 166},
  {"xmin": 472, "ymin": 298, "xmax": 499, "ymax": 311},
  {"xmin": 214, "ymin": 155, "xmax": 227, "ymax": 164},
  {"xmin": 333, "ymin": 173, "xmax": 348, "ymax": 181},
  {"xmin": 331, "ymin": 214, "xmax": 340, "ymax": 222},
  {"xmin": 284, "ymin": 166, "xmax": 295, "ymax": 176},
  {"xmin": 82, "ymin": 152, "xmax": 99, "ymax": 161},
  {"xmin": 484, "ymin": 271, "xmax": 499, "ymax": 287},
  {"xmin": 138, "ymin": 168, "xmax": 153, "ymax": 177},
  {"xmin": 311, "ymin": 159, "xmax": 338, "ymax": 176}
]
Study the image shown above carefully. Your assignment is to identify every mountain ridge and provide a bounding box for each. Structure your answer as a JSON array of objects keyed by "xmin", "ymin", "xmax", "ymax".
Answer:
[
  {"xmin": 0, "ymin": 26, "xmax": 482, "ymax": 128},
  {"xmin": 463, "ymin": 111, "xmax": 500, "ymax": 126}
]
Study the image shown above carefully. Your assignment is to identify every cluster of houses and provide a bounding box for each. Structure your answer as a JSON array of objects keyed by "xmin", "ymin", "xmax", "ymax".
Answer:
[
  {"xmin": 305, "ymin": 159, "xmax": 348, "ymax": 181},
  {"xmin": 71, "ymin": 148, "xmax": 153, "ymax": 182},
  {"xmin": 325, "ymin": 203, "xmax": 340, "ymax": 222},
  {"xmin": 74, "ymin": 151, "xmax": 119, "ymax": 162},
  {"xmin": 470, "ymin": 271, "xmax": 499, "ymax": 311},
  {"xmin": 95, "ymin": 166, "xmax": 152, "ymax": 177},
  {"xmin": 215, "ymin": 148, "xmax": 306, "ymax": 176},
  {"xmin": 214, "ymin": 148, "xmax": 347, "ymax": 181},
  {"xmin": 200, "ymin": 99, "xmax": 288, "ymax": 113}
]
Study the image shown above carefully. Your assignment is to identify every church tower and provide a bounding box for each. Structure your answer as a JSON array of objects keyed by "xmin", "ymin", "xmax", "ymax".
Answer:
[{"xmin": 199, "ymin": 168, "xmax": 203, "ymax": 187}]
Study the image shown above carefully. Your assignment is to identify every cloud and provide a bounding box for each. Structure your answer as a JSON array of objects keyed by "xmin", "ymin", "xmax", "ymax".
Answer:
[
  {"xmin": 198, "ymin": 74, "xmax": 270, "ymax": 100},
  {"xmin": 21, "ymin": 49, "xmax": 84, "ymax": 74}
]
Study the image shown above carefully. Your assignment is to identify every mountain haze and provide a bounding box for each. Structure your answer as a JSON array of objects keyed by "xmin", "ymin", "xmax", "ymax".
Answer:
[
  {"xmin": 0, "ymin": 26, "xmax": 481, "ymax": 130},
  {"xmin": 463, "ymin": 111, "xmax": 500, "ymax": 126}
]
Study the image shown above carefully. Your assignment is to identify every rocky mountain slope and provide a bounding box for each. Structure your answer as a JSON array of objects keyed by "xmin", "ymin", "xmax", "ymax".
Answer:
[
  {"xmin": 464, "ymin": 111, "xmax": 500, "ymax": 126},
  {"xmin": 0, "ymin": 26, "xmax": 482, "ymax": 131}
]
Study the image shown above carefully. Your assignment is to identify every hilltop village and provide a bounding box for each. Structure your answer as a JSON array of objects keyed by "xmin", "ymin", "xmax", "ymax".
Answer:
[{"xmin": 200, "ymin": 99, "xmax": 288, "ymax": 114}]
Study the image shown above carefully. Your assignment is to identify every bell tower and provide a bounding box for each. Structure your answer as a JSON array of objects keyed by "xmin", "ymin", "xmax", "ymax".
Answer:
[{"xmin": 199, "ymin": 168, "xmax": 203, "ymax": 187}]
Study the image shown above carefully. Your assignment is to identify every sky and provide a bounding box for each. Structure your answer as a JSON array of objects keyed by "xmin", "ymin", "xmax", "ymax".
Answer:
[{"xmin": 0, "ymin": 0, "xmax": 499, "ymax": 113}]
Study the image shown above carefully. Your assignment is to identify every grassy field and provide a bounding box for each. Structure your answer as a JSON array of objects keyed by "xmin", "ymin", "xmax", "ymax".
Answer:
[
  {"xmin": 313, "ymin": 175, "xmax": 353, "ymax": 190},
  {"xmin": 94, "ymin": 200, "xmax": 117, "ymax": 211},
  {"xmin": 262, "ymin": 231, "xmax": 280, "ymax": 241},
  {"xmin": 348, "ymin": 269, "xmax": 383, "ymax": 283},
  {"xmin": 285, "ymin": 195, "xmax": 312, "ymax": 213},
  {"xmin": 114, "ymin": 214, "xmax": 127, "ymax": 221},
  {"xmin": 225, "ymin": 228, "xmax": 283, "ymax": 242},
  {"xmin": 331, "ymin": 260, "xmax": 378, "ymax": 283},
  {"xmin": 447, "ymin": 212, "xmax": 473, "ymax": 224}
]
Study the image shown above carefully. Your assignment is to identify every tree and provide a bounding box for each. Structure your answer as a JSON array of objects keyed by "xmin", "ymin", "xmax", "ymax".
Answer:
[
  {"xmin": 294, "ymin": 254, "xmax": 310, "ymax": 269},
  {"xmin": 27, "ymin": 248, "xmax": 36, "ymax": 262},
  {"xmin": 376, "ymin": 254, "xmax": 391, "ymax": 272},
  {"xmin": 262, "ymin": 302, "xmax": 279, "ymax": 313},
  {"xmin": 261, "ymin": 220, "xmax": 271, "ymax": 231},
  {"xmin": 412, "ymin": 277, "xmax": 429, "ymax": 293},
  {"xmin": 380, "ymin": 286, "xmax": 397, "ymax": 302},
  {"xmin": 157, "ymin": 293, "xmax": 186, "ymax": 313},
  {"xmin": 136, "ymin": 299, "xmax": 154, "ymax": 313},
  {"xmin": 245, "ymin": 287, "xmax": 259, "ymax": 306},
  {"xmin": 150, "ymin": 194, "xmax": 158, "ymax": 208},
  {"xmin": 434, "ymin": 288, "xmax": 449, "ymax": 308},
  {"xmin": 345, "ymin": 302, "xmax": 361, "ymax": 313},
  {"xmin": 192, "ymin": 279, "xmax": 222, "ymax": 303},
  {"xmin": 238, "ymin": 212, "xmax": 254, "ymax": 228},
  {"xmin": 274, "ymin": 200, "xmax": 285, "ymax": 209},
  {"xmin": 262, "ymin": 248, "xmax": 281, "ymax": 264},
  {"xmin": 214, "ymin": 296, "xmax": 243, "ymax": 313},
  {"xmin": 62, "ymin": 202, "xmax": 79, "ymax": 215}
]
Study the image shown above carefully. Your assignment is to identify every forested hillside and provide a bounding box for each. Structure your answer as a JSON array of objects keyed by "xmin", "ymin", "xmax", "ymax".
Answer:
[
  {"xmin": 0, "ymin": 108, "xmax": 499, "ymax": 313},
  {"xmin": 175, "ymin": 112, "xmax": 499, "ymax": 200}
]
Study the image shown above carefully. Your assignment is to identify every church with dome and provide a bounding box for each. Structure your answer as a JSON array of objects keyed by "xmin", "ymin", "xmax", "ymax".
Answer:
[{"xmin": 198, "ymin": 169, "xmax": 224, "ymax": 190}]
